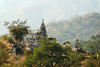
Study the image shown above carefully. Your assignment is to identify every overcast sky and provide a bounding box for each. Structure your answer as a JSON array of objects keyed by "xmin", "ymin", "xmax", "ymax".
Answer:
[{"xmin": 0, "ymin": 0, "xmax": 100, "ymax": 35}]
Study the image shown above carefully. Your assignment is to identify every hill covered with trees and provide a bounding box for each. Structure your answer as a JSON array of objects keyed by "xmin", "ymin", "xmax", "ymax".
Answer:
[
  {"xmin": 46, "ymin": 12, "xmax": 100, "ymax": 43},
  {"xmin": 0, "ymin": 15, "xmax": 100, "ymax": 67}
]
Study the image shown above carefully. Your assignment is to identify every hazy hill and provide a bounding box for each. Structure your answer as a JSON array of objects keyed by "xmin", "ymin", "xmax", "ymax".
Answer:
[{"xmin": 46, "ymin": 13, "xmax": 100, "ymax": 43}]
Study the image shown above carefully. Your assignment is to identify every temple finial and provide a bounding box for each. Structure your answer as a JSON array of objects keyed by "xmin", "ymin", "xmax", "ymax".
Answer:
[{"xmin": 42, "ymin": 19, "xmax": 44, "ymax": 23}]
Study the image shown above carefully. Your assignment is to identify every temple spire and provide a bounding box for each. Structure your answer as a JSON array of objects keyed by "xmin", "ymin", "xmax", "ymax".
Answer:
[{"xmin": 40, "ymin": 19, "xmax": 47, "ymax": 37}]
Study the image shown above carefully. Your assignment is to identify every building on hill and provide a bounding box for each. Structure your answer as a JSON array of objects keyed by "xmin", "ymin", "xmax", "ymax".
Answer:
[
  {"xmin": 63, "ymin": 41, "xmax": 71, "ymax": 49},
  {"xmin": 11, "ymin": 19, "xmax": 55, "ymax": 55},
  {"xmin": 24, "ymin": 19, "xmax": 55, "ymax": 51},
  {"xmin": 40, "ymin": 19, "xmax": 47, "ymax": 37},
  {"xmin": 72, "ymin": 39, "xmax": 80, "ymax": 52},
  {"xmin": 72, "ymin": 39, "xmax": 86, "ymax": 53}
]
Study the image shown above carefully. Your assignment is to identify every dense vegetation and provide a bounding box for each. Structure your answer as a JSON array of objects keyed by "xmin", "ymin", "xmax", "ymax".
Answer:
[
  {"xmin": 4, "ymin": 19, "xmax": 30, "ymax": 42},
  {"xmin": 46, "ymin": 12, "xmax": 100, "ymax": 43},
  {"xmin": 0, "ymin": 41, "xmax": 8, "ymax": 65},
  {"xmin": 23, "ymin": 37, "xmax": 83, "ymax": 67},
  {"xmin": 80, "ymin": 34, "xmax": 100, "ymax": 54}
]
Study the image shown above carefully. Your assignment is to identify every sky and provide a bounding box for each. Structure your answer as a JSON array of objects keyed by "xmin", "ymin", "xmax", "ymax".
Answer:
[{"xmin": 0, "ymin": 0, "xmax": 100, "ymax": 35}]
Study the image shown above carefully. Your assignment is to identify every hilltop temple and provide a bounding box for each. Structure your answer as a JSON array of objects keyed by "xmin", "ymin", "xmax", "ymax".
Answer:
[{"xmin": 24, "ymin": 19, "xmax": 55, "ymax": 50}]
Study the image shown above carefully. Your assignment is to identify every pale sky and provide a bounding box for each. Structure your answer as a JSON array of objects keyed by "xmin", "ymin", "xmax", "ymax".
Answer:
[{"xmin": 0, "ymin": 0, "xmax": 100, "ymax": 35}]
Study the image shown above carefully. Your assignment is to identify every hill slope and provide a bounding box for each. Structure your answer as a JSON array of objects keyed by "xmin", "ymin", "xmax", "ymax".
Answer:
[{"xmin": 46, "ymin": 13, "xmax": 100, "ymax": 43}]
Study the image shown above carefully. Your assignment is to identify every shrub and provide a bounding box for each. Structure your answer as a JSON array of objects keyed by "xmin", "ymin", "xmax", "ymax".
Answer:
[
  {"xmin": 7, "ymin": 36, "xmax": 14, "ymax": 44},
  {"xmin": 0, "ymin": 41, "xmax": 6, "ymax": 49},
  {"xmin": 0, "ymin": 48, "xmax": 8, "ymax": 65},
  {"xmin": 0, "ymin": 34, "xmax": 8, "ymax": 40},
  {"xmin": 0, "ymin": 41, "xmax": 9, "ymax": 66},
  {"xmin": 90, "ymin": 54, "xmax": 97, "ymax": 59},
  {"xmin": 85, "ymin": 59, "xmax": 95, "ymax": 67}
]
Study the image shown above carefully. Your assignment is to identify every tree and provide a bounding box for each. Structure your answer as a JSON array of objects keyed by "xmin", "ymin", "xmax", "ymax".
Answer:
[
  {"xmin": 23, "ymin": 37, "xmax": 83, "ymax": 67},
  {"xmin": 80, "ymin": 34, "xmax": 100, "ymax": 55},
  {"xmin": 23, "ymin": 37, "xmax": 66, "ymax": 67},
  {"xmin": 90, "ymin": 35, "xmax": 96, "ymax": 41},
  {"xmin": 0, "ymin": 34, "xmax": 14, "ymax": 44},
  {"xmin": 64, "ymin": 52, "xmax": 82, "ymax": 67},
  {"xmin": 4, "ymin": 19, "xmax": 30, "ymax": 42}
]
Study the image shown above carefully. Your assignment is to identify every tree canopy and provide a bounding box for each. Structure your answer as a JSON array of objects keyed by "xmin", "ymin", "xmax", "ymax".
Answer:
[
  {"xmin": 4, "ymin": 19, "xmax": 30, "ymax": 42},
  {"xmin": 23, "ymin": 37, "xmax": 82, "ymax": 67},
  {"xmin": 80, "ymin": 34, "xmax": 100, "ymax": 54}
]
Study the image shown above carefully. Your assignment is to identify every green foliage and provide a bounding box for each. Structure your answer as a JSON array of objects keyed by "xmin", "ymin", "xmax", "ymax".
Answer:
[
  {"xmin": 90, "ymin": 54, "xmax": 97, "ymax": 59},
  {"xmin": 64, "ymin": 52, "xmax": 82, "ymax": 67},
  {"xmin": 46, "ymin": 13, "xmax": 100, "ymax": 43},
  {"xmin": 4, "ymin": 19, "xmax": 30, "ymax": 42},
  {"xmin": 23, "ymin": 49, "xmax": 29, "ymax": 56},
  {"xmin": 80, "ymin": 34, "xmax": 100, "ymax": 67},
  {"xmin": 80, "ymin": 34, "xmax": 100, "ymax": 54},
  {"xmin": 6, "ymin": 36, "xmax": 14, "ymax": 43},
  {"xmin": 0, "ymin": 41, "xmax": 6, "ymax": 49},
  {"xmin": 0, "ymin": 34, "xmax": 8, "ymax": 40},
  {"xmin": 23, "ymin": 37, "xmax": 83, "ymax": 67},
  {"xmin": 0, "ymin": 34, "xmax": 14, "ymax": 43},
  {"xmin": 84, "ymin": 56, "xmax": 100, "ymax": 67},
  {"xmin": 84, "ymin": 59, "xmax": 95, "ymax": 67},
  {"xmin": 0, "ymin": 42, "xmax": 8, "ymax": 65},
  {"xmin": 24, "ymin": 37, "xmax": 66, "ymax": 67}
]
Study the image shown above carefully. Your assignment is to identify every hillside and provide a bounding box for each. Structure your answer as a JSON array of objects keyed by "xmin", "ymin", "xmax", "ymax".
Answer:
[{"xmin": 46, "ymin": 13, "xmax": 100, "ymax": 43}]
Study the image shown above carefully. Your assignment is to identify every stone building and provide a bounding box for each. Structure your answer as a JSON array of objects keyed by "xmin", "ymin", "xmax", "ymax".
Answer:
[
  {"xmin": 72, "ymin": 39, "xmax": 80, "ymax": 52},
  {"xmin": 24, "ymin": 19, "xmax": 55, "ymax": 51},
  {"xmin": 63, "ymin": 41, "xmax": 71, "ymax": 49},
  {"xmin": 11, "ymin": 19, "xmax": 55, "ymax": 55},
  {"xmin": 72, "ymin": 39, "xmax": 86, "ymax": 53}
]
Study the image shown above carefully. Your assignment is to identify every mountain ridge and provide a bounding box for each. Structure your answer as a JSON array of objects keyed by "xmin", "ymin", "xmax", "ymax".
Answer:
[{"xmin": 46, "ymin": 12, "xmax": 100, "ymax": 43}]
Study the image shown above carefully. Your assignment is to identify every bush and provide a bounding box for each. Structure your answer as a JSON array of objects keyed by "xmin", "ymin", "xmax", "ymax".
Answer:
[
  {"xmin": 0, "ymin": 34, "xmax": 14, "ymax": 44},
  {"xmin": 84, "ymin": 59, "xmax": 95, "ymax": 67},
  {"xmin": 0, "ymin": 48, "xmax": 8, "ymax": 65},
  {"xmin": 0, "ymin": 41, "xmax": 9, "ymax": 66},
  {"xmin": 7, "ymin": 36, "xmax": 14, "ymax": 44},
  {"xmin": 0, "ymin": 41, "xmax": 6, "ymax": 49},
  {"xmin": 0, "ymin": 34, "xmax": 8, "ymax": 40},
  {"xmin": 64, "ymin": 52, "xmax": 82, "ymax": 67},
  {"xmin": 90, "ymin": 54, "xmax": 97, "ymax": 59},
  {"xmin": 23, "ymin": 49, "xmax": 29, "ymax": 56}
]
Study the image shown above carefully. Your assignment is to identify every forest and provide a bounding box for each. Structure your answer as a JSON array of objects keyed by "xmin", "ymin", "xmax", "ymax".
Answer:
[{"xmin": 46, "ymin": 13, "xmax": 100, "ymax": 43}]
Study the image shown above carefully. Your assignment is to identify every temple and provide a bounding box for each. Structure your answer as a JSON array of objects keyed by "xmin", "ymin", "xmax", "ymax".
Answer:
[
  {"xmin": 40, "ymin": 19, "xmax": 47, "ymax": 37},
  {"xmin": 24, "ymin": 19, "xmax": 55, "ymax": 50}
]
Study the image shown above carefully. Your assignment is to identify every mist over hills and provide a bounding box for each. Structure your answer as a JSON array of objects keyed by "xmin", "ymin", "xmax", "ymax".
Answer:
[
  {"xmin": 0, "ymin": 0, "xmax": 100, "ymax": 35},
  {"xmin": 46, "ymin": 12, "xmax": 100, "ymax": 43}
]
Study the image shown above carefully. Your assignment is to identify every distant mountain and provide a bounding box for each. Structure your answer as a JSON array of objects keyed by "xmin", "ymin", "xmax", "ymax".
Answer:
[{"xmin": 46, "ymin": 13, "xmax": 100, "ymax": 43}]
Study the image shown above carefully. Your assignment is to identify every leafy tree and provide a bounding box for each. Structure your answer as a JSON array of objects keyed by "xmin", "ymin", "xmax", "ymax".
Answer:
[
  {"xmin": 6, "ymin": 36, "xmax": 14, "ymax": 43},
  {"xmin": 0, "ymin": 34, "xmax": 14, "ymax": 43},
  {"xmin": 23, "ymin": 37, "xmax": 83, "ymax": 67},
  {"xmin": 23, "ymin": 37, "xmax": 66, "ymax": 67},
  {"xmin": 84, "ymin": 59, "xmax": 95, "ymax": 67},
  {"xmin": 0, "ymin": 34, "xmax": 8, "ymax": 40},
  {"xmin": 63, "ymin": 52, "xmax": 82, "ymax": 67},
  {"xmin": 4, "ymin": 19, "xmax": 30, "ymax": 42},
  {"xmin": 90, "ymin": 35, "xmax": 96, "ymax": 41},
  {"xmin": 80, "ymin": 34, "xmax": 100, "ymax": 55}
]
